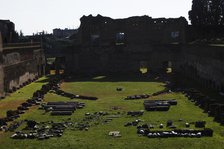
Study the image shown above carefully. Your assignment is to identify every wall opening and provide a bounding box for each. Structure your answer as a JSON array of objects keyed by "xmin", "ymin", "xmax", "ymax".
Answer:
[
  {"xmin": 91, "ymin": 34, "xmax": 100, "ymax": 46},
  {"xmin": 163, "ymin": 61, "xmax": 172, "ymax": 73},
  {"xmin": 115, "ymin": 32, "xmax": 126, "ymax": 45},
  {"xmin": 55, "ymin": 57, "xmax": 65, "ymax": 75},
  {"xmin": 46, "ymin": 57, "xmax": 56, "ymax": 75},
  {"xmin": 139, "ymin": 61, "xmax": 148, "ymax": 74},
  {"xmin": 47, "ymin": 57, "xmax": 65, "ymax": 75},
  {"xmin": 171, "ymin": 31, "xmax": 179, "ymax": 38},
  {"xmin": 4, "ymin": 38, "xmax": 7, "ymax": 43}
]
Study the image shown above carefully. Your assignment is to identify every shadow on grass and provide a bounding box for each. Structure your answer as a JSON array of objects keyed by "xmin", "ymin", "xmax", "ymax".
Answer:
[{"xmin": 64, "ymin": 73, "xmax": 167, "ymax": 83}]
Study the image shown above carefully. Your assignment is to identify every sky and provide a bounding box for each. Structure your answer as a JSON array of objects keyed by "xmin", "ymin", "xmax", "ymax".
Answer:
[{"xmin": 0, "ymin": 0, "xmax": 192, "ymax": 35}]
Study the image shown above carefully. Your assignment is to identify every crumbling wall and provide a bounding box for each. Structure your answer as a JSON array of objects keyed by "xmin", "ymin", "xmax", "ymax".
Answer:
[
  {"xmin": 0, "ymin": 32, "xmax": 4, "ymax": 97},
  {"xmin": 180, "ymin": 45, "xmax": 224, "ymax": 91},
  {"xmin": 66, "ymin": 15, "xmax": 224, "ymax": 92},
  {"xmin": 66, "ymin": 44, "xmax": 182, "ymax": 74},
  {"xmin": 0, "ymin": 40, "xmax": 45, "ymax": 95},
  {"xmin": 0, "ymin": 20, "xmax": 44, "ymax": 97},
  {"xmin": 3, "ymin": 59, "xmax": 39, "ymax": 91},
  {"xmin": 67, "ymin": 15, "xmax": 187, "ymax": 74},
  {"xmin": 0, "ymin": 20, "xmax": 17, "ymax": 43},
  {"xmin": 2, "ymin": 47, "xmax": 45, "ymax": 92},
  {"xmin": 79, "ymin": 15, "xmax": 187, "ymax": 47}
]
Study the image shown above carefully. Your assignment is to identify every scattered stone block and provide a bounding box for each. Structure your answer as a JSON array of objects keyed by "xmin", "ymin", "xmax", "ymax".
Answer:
[
  {"xmin": 109, "ymin": 131, "xmax": 121, "ymax": 137},
  {"xmin": 195, "ymin": 121, "xmax": 206, "ymax": 128}
]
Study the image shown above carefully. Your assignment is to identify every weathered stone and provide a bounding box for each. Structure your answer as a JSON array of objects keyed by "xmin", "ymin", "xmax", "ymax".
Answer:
[
  {"xmin": 51, "ymin": 111, "xmax": 73, "ymax": 116},
  {"xmin": 195, "ymin": 121, "xmax": 206, "ymax": 128},
  {"xmin": 108, "ymin": 131, "xmax": 121, "ymax": 137},
  {"xmin": 127, "ymin": 110, "xmax": 144, "ymax": 116}
]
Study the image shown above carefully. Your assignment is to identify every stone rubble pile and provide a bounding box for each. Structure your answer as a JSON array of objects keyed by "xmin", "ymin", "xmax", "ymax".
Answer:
[
  {"xmin": 124, "ymin": 94, "xmax": 150, "ymax": 100},
  {"xmin": 11, "ymin": 120, "xmax": 72, "ymax": 140}
]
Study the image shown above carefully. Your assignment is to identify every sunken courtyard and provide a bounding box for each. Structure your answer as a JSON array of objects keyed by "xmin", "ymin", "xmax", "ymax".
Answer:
[{"xmin": 0, "ymin": 14, "xmax": 224, "ymax": 149}]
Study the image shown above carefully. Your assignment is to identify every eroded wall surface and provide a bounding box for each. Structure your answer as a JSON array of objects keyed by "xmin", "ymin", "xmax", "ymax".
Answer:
[
  {"xmin": 65, "ymin": 43, "xmax": 224, "ymax": 91},
  {"xmin": 181, "ymin": 45, "xmax": 224, "ymax": 90},
  {"xmin": 66, "ymin": 15, "xmax": 224, "ymax": 91},
  {"xmin": 0, "ymin": 33, "xmax": 4, "ymax": 97},
  {"xmin": 0, "ymin": 41, "xmax": 45, "ymax": 96}
]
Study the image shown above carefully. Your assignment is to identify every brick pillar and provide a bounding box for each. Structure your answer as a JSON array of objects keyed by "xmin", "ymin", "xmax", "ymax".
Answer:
[{"xmin": 0, "ymin": 32, "xmax": 5, "ymax": 97}]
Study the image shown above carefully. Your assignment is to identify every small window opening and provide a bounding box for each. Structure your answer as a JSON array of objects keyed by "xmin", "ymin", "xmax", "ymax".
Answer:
[
  {"xmin": 171, "ymin": 31, "xmax": 179, "ymax": 38},
  {"xmin": 91, "ymin": 34, "xmax": 100, "ymax": 46},
  {"xmin": 140, "ymin": 61, "xmax": 148, "ymax": 74},
  {"xmin": 115, "ymin": 32, "xmax": 125, "ymax": 45}
]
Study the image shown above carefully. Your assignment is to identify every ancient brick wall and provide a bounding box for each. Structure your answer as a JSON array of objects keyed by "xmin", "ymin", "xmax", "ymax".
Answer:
[
  {"xmin": 65, "ymin": 15, "xmax": 224, "ymax": 92},
  {"xmin": 0, "ymin": 20, "xmax": 45, "ymax": 97},
  {"xmin": 0, "ymin": 35, "xmax": 45, "ymax": 97},
  {"xmin": 3, "ymin": 59, "xmax": 39, "ymax": 92},
  {"xmin": 78, "ymin": 15, "xmax": 187, "ymax": 47},
  {"xmin": 0, "ymin": 20, "xmax": 17, "ymax": 43},
  {"xmin": 2, "ymin": 45, "xmax": 45, "ymax": 92},
  {"xmin": 180, "ymin": 45, "xmax": 224, "ymax": 91},
  {"xmin": 66, "ymin": 15, "xmax": 187, "ymax": 74},
  {"xmin": 65, "ymin": 44, "xmax": 182, "ymax": 74},
  {"xmin": 0, "ymin": 32, "xmax": 4, "ymax": 97}
]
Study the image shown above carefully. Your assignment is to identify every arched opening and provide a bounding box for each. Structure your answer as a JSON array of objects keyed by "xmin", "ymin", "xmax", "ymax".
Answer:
[
  {"xmin": 115, "ymin": 32, "xmax": 126, "ymax": 46},
  {"xmin": 4, "ymin": 38, "xmax": 8, "ymax": 43},
  {"xmin": 55, "ymin": 57, "xmax": 66, "ymax": 75},
  {"xmin": 46, "ymin": 57, "xmax": 56, "ymax": 75},
  {"xmin": 163, "ymin": 61, "xmax": 172, "ymax": 73},
  {"xmin": 47, "ymin": 57, "xmax": 65, "ymax": 75},
  {"xmin": 91, "ymin": 34, "xmax": 100, "ymax": 47},
  {"xmin": 139, "ymin": 61, "xmax": 148, "ymax": 74}
]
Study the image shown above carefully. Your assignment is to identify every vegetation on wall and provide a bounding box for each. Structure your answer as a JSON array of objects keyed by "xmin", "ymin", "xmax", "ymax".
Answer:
[{"xmin": 189, "ymin": 0, "xmax": 224, "ymax": 26}]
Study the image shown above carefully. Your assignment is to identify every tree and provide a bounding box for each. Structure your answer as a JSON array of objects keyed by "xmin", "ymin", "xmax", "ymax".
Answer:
[{"xmin": 189, "ymin": 0, "xmax": 224, "ymax": 25}]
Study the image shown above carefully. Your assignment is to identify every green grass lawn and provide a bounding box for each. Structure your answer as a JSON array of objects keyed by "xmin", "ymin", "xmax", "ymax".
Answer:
[{"xmin": 0, "ymin": 75, "xmax": 224, "ymax": 149}]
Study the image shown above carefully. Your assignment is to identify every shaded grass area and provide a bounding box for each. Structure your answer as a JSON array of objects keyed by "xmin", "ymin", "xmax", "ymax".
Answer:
[
  {"xmin": 63, "ymin": 73, "xmax": 163, "ymax": 83},
  {"xmin": 0, "ymin": 75, "xmax": 224, "ymax": 149}
]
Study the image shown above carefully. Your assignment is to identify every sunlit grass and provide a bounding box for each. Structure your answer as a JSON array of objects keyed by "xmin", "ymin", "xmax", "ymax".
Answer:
[
  {"xmin": 92, "ymin": 76, "xmax": 106, "ymax": 80},
  {"xmin": 166, "ymin": 68, "xmax": 172, "ymax": 73},
  {"xmin": 140, "ymin": 68, "xmax": 148, "ymax": 74}
]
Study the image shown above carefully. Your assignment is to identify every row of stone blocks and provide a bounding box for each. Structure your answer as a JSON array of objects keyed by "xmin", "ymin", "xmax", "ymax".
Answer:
[
  {"xmin": 144, "ymin": 99, "xmax": 177, "ymax": 111},
  {"xmin": 184, "ymin": 88, "xmax": 224, "ymax": 124},
  {"xmin": 40, "ymin": 101, "xmax": 85, "ymax": 116},
  {"xmin": 137, "ymin": 127, "xmax": 213, "ymax": 138},
  {"xmin": 0, "ymin": 76, "xmax": 64, "ymax": 129}
]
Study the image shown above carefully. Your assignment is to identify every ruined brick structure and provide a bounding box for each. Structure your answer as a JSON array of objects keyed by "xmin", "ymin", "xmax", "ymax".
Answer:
[
  {"xmin": 180, "ymin": 45, "xmax": 224, "ymax": 91},
  {"xmin": 66, "ymin": 15, "xmax": 187, "ymax": 72},
  {"xmin": 0, "ymin": 22, "xmax": 45, "ymax": 97},
  {"xmin": 63, "ymin": 15, "xmax": 224, "ymax": 92},
  {"xmin": 77, "ymin": 15, "xmax": 187, "ymax": 45},
  {"xmin": 53, "ymin": 28, "xmax": 77, "ymax": 39},
  {"xmin": 0, "ymin": 20, "xmax": 18, "ymax": 43}
]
